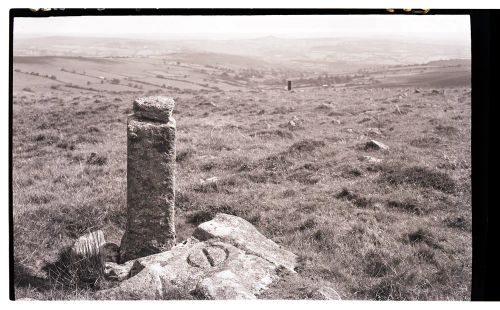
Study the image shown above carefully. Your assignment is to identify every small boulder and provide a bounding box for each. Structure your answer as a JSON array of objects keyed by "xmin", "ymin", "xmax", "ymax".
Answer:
[
  {"xmin": 104, "ymin": 261, "xmax": 134, "ymax": 281},
  {"xmin": 365, "ymin": 140, "xmax": 389, "ymax": 151},
  {"xmin": 200, "ymin": 177, "xmax": 219, "ymax": 185},
  {"xmin": 360, "ymin": 155, "xmax": 382, "ymax": 163},
  {"xmin": 96, "ymin": 214, "xmax": 297, "ymax": 300},
  {"xmin": 71, "ymin": 230, "xmax": 106, "ymax": 257},
  {"xmin": 366, "ymin": 128, "xmax": 382, "ymax": 137}
]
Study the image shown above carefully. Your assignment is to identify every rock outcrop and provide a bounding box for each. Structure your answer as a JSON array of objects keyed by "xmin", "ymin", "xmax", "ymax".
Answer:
[{"xmin": 98, "ymin": 214, "xmax": 298, "ymax": 300}]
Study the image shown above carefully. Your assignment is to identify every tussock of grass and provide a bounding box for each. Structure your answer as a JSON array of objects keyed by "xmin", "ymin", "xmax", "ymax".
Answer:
[
  {"xmin": 434, "ymin": 124, "xmax": 459, "ymax": 136},
  {"xmin": 380, "ymin": 165, "xmax": 456, "ymax": 193},
  {"xmin": 366, "ymin": 271, "xmax": 418, "ymax": 300},
  {"xmin": 287, "ymin": 139, "xmax": 326, "ymax": 154},
  {"xmin": 186, "ymin": 210, "xmax": 213, "ymax": 225},
  {"xmin": 413, "ymin": 243, "xmax": 436, "ymax": 264},
  {"xmin": 250, "ymin": 129, "xmax": 294, "ymax": 139},
  {"xmin": 336, "ymin": 188, "xmax": 372, "ymax": 208},
  {"xmin": 257, "ymin": 153, "xmax": 293, "ymax": 173},
  {"xmin": 363, "ymin": 249, "xmax": 394, "ymax": 278},
  {"xmin": 298, "ymin": 218, "xmax": 317, "ymax": 231},
  {"xmin": 341, "ymin": 165, "xmax": 364, "ymax": 178},
  {"xmin": 443, "ymin": 216, "xmax": 471, "ymax": 232},
  {"xmin": 287, "ymin": 168, "xmax": 321, "ymax": 185},
  {"xmin": 86, "ymin": 153, "xmax": 107, "ymax": 166},
  {"xmin": 311, "ymin": 228, "xmax": 337, "ymax": 251},
  {"xmin": 410, "ymin": 136, "xmax": 441, "ymax": 148},
  {"xmin": 176, "ymin": 146, "xmax": 196, "ymax": 163},
  {"xmin": 387, "ymin": 199, "xmax": 423, "ymax": 215},
  {"xmin": 42, "ymin": 246, "xmax": 105, "ymax": 290},
  {"xmin": 403, "ymin": 228, "xmax": 442, "ymax": 249}
]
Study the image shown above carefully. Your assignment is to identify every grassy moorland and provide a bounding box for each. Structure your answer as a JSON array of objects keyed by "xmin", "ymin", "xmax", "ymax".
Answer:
[{"xmin": 12, "ymin": 56, "xmax": 471, "ymax": 300}]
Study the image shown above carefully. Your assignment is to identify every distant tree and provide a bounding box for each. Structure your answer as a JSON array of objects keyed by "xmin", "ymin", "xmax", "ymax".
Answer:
[
  {"xmin": 49, "ymin": 75, "xmax": 57, "ymax": 80},
  {"xmin": 87, "ymin": 81, "xmax": 91, "ymax": 85},
  {"xmin": 110, "ymin": 78, "xmax": 120, "ymax": 84}
]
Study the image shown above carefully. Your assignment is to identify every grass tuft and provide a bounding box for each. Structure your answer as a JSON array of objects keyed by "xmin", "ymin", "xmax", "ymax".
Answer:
[
  {"xmin": 336, "ymin": 188, "xmax": 372, "ymax": 208},
  {"xmin": 86, "ymin": 153, "xmax": 107, "ymax": 166},
  {"xmin": 386, "ymin": 199, "xmax": 423, "ymax": 215},
  {"xmin": 380, "ymin": 165, "xmax": 456, "ymax": 193}
]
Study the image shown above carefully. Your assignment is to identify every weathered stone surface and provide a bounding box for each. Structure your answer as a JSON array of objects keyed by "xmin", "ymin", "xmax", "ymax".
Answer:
[
  {"xmin": 193, "ymin": 213, "xmax": 298, "ymax": 272},
  {"xmin": 194, "ymin": 270, "xmax": 256, "ymax": 299},
  {"xmin": 104, "ymin": 261, "xmax": 134, "ymax": 281},
  {"xmin": 98, "ymin": 264, "xmax": 168, "ymax": 300},
  {"xmin": 120, "ymin": 98, "xmax": 176, "ymax": 263},
  {"xmin": 316, "ymin": 286, "xmax": 342, "ymax": 300},
  {"xmin": 360, "ymin": 155, "xmax": 382, "ymax": 163},
  {"xmin": 366, "ymin": 127, "xmax": 382, "ymax": 136},
  {"xmin": 97, "ymin": 214, "xmax": 297, "ymax": 300},
  {"xmin": 365, "ymin": 139, "xmax": 389, "ymax": 151},
  {"xmin": 133, "ymin": 96, "xmax": 175, "ymax": 122},
  {"xmin": 98, "ymin": 239, "xmax": 278, "ymax": 300},
  {"xmin": 71, "ymin": 230, "xmax": 105, "ymax": 259}
]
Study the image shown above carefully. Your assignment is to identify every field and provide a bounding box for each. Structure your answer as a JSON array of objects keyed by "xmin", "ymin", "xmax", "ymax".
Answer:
[{"xmin": 12, "ymin": 53, "xmax": 471, "ymax": 300}]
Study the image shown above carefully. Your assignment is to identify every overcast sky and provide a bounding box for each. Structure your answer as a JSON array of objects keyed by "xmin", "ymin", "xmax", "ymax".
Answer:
[{"xmin": 14, "ymin": 15, "xmax": 470, "ymax": 42}]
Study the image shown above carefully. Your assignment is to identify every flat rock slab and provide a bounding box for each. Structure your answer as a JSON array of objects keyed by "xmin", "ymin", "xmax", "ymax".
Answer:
[
  {"xmin": 193, "ymin": 213, "xmax": 297, "ymax": 272},
  {"xmin": 97, "ymin": 214, "xmax": 297, "ymax": 300},
  {"xmin": 133, "ymin": 96, "xmax": 175, "ymax": 122}
]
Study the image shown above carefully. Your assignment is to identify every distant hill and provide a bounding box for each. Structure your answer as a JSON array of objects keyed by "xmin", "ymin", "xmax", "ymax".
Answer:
[
  {"xmin": 13, "ymin": 35, "xmax": 471, "ymax": 72},
  {"xmin": 424, "ymin": 59, "xmax": 471, "ymax": 67}
]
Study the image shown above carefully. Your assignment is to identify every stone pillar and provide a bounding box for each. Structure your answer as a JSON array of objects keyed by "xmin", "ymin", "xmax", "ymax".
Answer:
[{"xmin": 120, "ymin": 96, "xmax": 176, "ymax": 263}]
